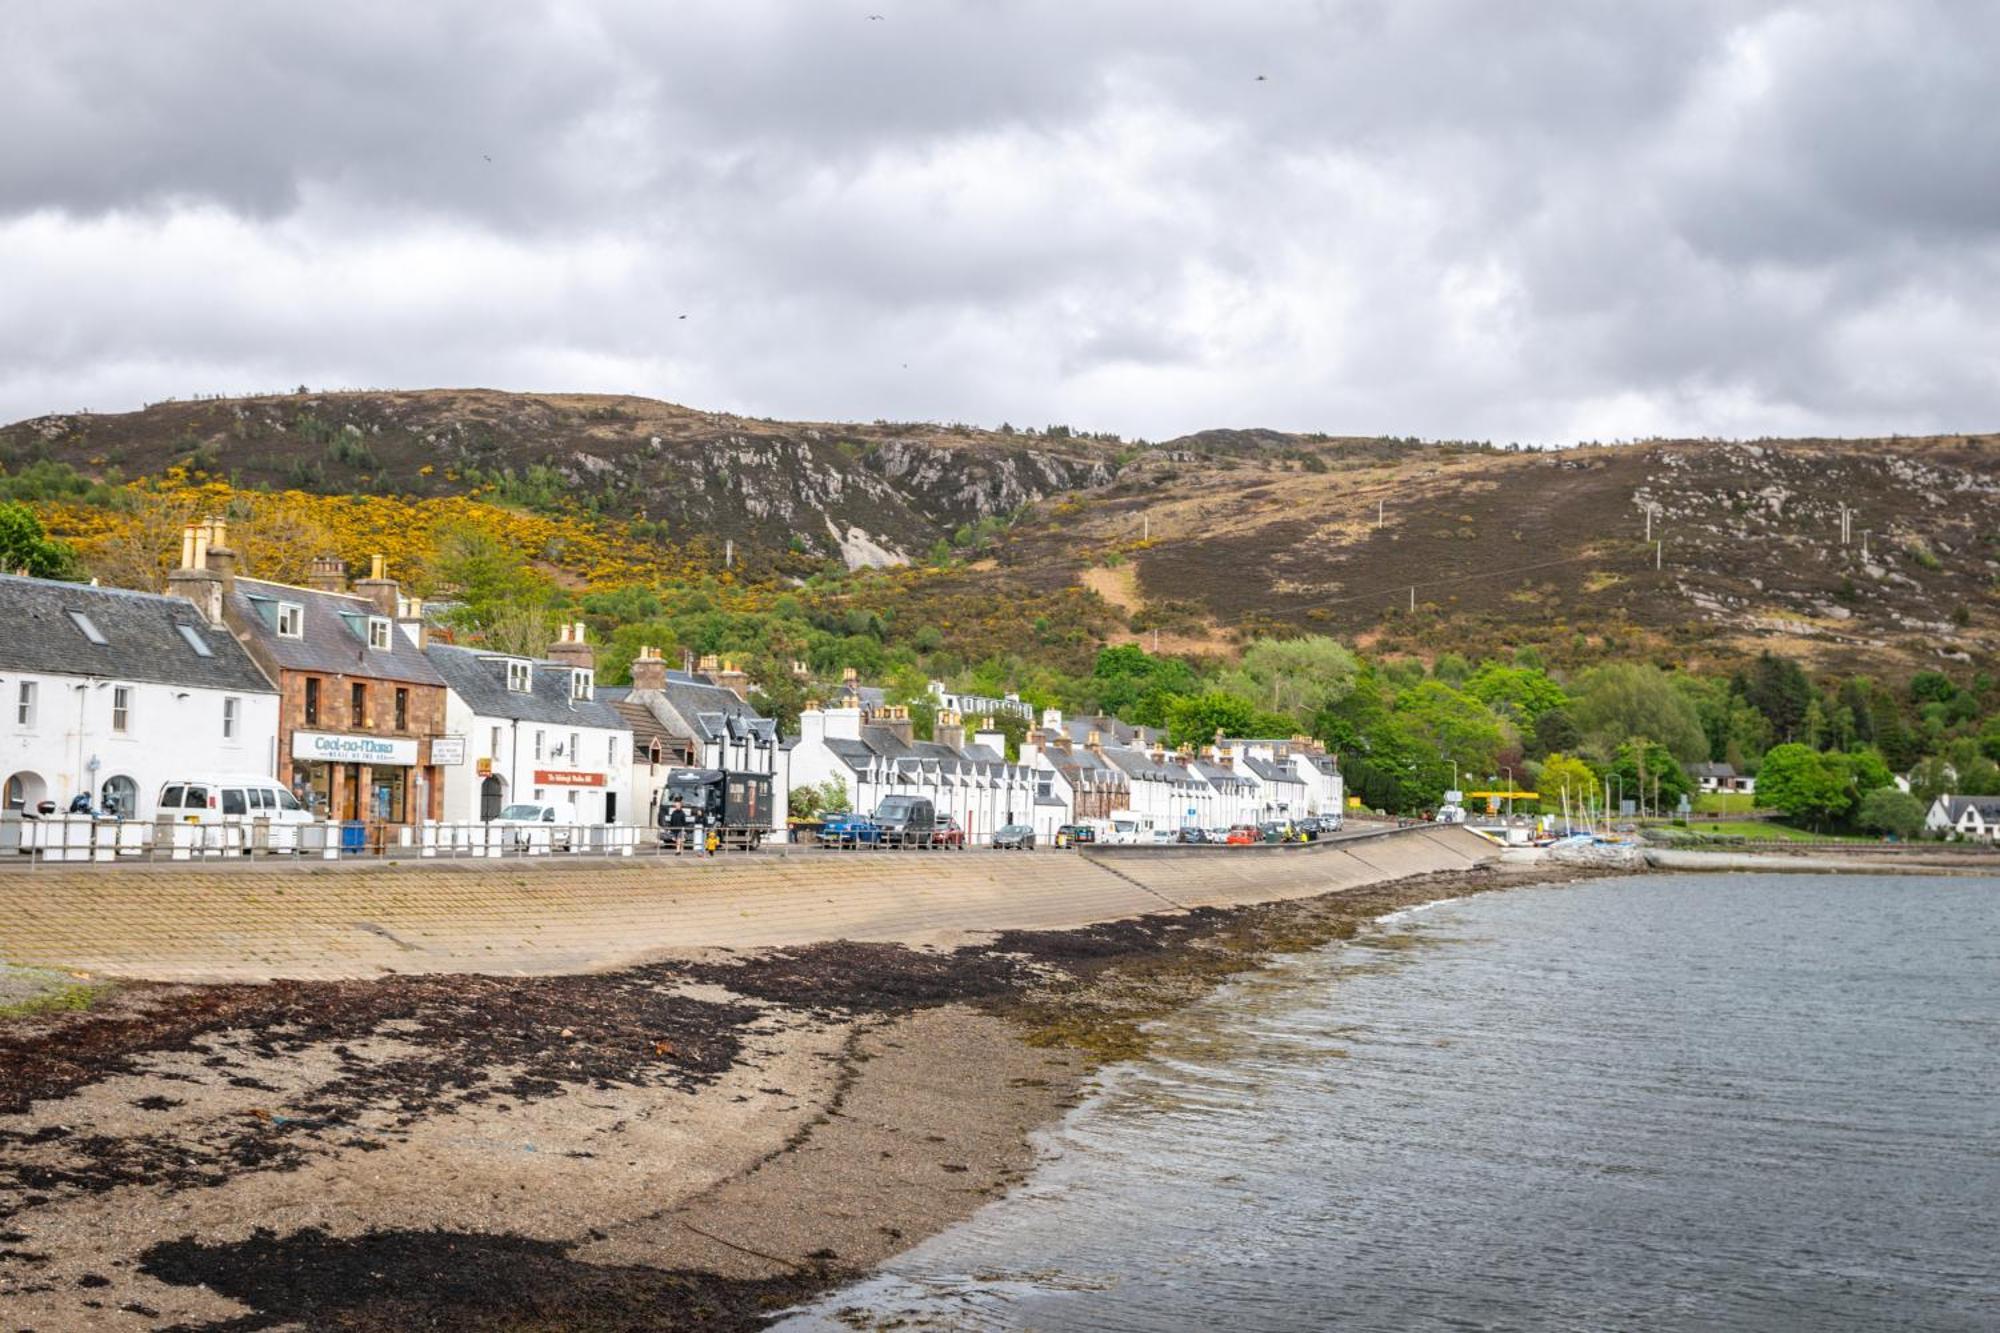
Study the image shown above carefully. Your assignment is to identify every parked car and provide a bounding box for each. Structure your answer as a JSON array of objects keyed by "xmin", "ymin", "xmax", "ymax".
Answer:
[
  {"xmin": 872, "ymin": 795, "xmax": 937, "ymax": 847},
  {"xmin": 992, "ymin": 822, "xmax": 1036, "ymax": 850},
  {"xmin": 1224, "ymin": 824, "xmax": 1260, "ymax": 845},
  {"xmin": 491, "ymin": 801, "xmax": 574, "ymax": 850},
  {"xmin": 817, "ymin": 811, "xmax": 883, "ymax": 847},
  {"xmin": 1175, "ymin": 827, "xmax": 1212, "ymax": 844},
  {"xmin": 933, "ymin": 817, "xmax": 965, "ymax": 850},
  {"xmin": 157, "ymin": 776, "xmax": 314, "ymax": 826},
  {"xmin": 1054, "ymin": 823, "xmax": 1098, "ymax": 848}
]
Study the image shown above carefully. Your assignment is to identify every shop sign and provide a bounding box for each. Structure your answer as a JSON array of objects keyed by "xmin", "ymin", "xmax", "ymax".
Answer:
[
  {"xmin": 292, "ymin": 731, "xmax": 420, "ymax": 766},
  {"xmin": 534, "ymin": 769, "xmax": 605, "ymax": 787},
  {"xmin": 477, "ymin": 756, "xmax": 494, "ymax": 775},
  {"xmin": 430, "ymin": 736, "xmax": 467, "ymax": 766}
]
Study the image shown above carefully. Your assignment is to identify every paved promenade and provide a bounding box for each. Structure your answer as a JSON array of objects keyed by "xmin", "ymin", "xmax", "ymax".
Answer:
[{"xmin": 0, "ymin": 827, "xmax": 1492, "ymax": 981}]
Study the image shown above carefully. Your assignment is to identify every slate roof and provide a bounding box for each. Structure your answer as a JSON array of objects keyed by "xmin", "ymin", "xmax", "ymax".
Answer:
[
  {"xmin": 626, "ymin": 674, "xmax": 779, "ymax": 749},
  {"xmin": 1192, "ymin": 759, "xmax": 1253, "ymax": 788},
  {"xmin": 610, "ymin": 698, "xmax": 681, "ymax": 759},
  {"xmin": 426, "ymin": 644, "xmax": 625, "ymax": 729},
  {"xmin": 1934, "ymin": 795, "xmax": 2000, "ymax": 821},
  {"xmin": 229, "ymin": 577, "xmax": 446, "ymax": 685},
  {"xmin": 0, "ymin": 573, "xmax": 275, "ymax": 694},
  {"xmin": 1242, "ymin": 756, "xmax": 1305, "ymax": 785},
  {"xmin": 1691, "ymin": 762, "xmax": 1738, "ymax": 779}
]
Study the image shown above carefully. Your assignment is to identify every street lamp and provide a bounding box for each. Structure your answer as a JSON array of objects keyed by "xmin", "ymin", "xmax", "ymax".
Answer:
[{"xmin": 1500, "ymin": 764, "xmax": 1514, "ymax": 819}]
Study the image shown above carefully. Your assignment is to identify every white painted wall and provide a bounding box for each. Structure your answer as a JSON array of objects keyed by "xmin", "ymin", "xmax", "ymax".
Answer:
[{"xmin": 0, "ymin": 672, "xmax": 279, "ymax": 819}]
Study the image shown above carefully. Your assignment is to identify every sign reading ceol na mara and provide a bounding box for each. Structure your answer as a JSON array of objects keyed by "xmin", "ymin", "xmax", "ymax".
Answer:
[{"xmin": 292, "ymin": 731, "xmax": 421, "ymax": 766}]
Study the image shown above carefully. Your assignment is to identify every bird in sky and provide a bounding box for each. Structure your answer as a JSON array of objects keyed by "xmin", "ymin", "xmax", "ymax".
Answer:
[
  {"xmin": 678, "ymin": 314, "xmax": 688, "ymax": 320},
  {"xmin": 482, "ymin": 153, "xmax": 493, "ymax": 161},
  {"xmin": 1255, "ymin": 74, "xmax": 1267, "ymax": 82},
  {"xmin": 868, "ymin": 14, "xmax": 885, "ymax": 20}
]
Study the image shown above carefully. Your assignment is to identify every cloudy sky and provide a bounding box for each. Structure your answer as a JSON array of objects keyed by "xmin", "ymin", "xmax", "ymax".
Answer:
[{"xmin": 4, "ymin": 1, "xmax": 1994, "ymax": 443}]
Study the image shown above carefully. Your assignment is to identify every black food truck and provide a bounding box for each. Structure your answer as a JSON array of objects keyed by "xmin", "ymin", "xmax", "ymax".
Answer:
[{"xmin": 659, "ymin": 767, "xmax": 773, "ymax": 849}]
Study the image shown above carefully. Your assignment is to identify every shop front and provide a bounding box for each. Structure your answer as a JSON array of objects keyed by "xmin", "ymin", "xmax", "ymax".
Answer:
[
  {"xmin": 534, "ymin": 768, "xmax": 615, "ymax": 823},
  {"xmin": 289, "ymin": 731, "xmax": 440, "ymax": 828}
]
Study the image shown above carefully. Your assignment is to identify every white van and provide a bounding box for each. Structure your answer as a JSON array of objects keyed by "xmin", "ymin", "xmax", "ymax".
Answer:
[{"xmin": 156, "ymin": 775, "xmax": 313, "ymax": 826}]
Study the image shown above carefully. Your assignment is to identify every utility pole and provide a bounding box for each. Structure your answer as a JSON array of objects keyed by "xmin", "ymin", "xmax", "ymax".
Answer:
[
  {"xmin": 1838, "ymin": 503, "xmax": 1852, "ymax": 545},
  {"xmin": 1142, "ymin": 514, "xmax": 1150, "ymax": 541},
  {"xmin": 1862, "ymin": 529, "xmax": 1871, "ymax": 561},
  {"xmin": 1377, "ymin": 498, "xmax": 1385, "ymax": 530},
  {"xmin": 724, "ymin": 538, "xmax": 734, "ymax": 569},
  {"xmin": 1409, "ymin": 585, "xmax": 1416, "ymax": 613},
  {"xmin": 1655, "ymin": 540, "xmax": 1663, "ymax": 570}
]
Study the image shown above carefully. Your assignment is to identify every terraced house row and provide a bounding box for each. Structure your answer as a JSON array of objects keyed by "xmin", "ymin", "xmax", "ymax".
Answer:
[
  {"xmin": 0, "ymin": 519, "xmax": 1342, "ymax": 848},
  {"xmin": 0, "ymin": 520, "xmax": 785, "ymax": 842}
]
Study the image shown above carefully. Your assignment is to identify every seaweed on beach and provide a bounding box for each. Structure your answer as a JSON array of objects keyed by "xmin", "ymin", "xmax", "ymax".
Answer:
[{"xmin": 140, "ymin": 1226, "xmax": 844, "ymax": 1333}]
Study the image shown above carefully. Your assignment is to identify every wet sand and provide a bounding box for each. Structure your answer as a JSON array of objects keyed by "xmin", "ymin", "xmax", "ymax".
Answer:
[{"xmin": 0, "ymin": 861, "xmax": 1604, "ymax": 1330}]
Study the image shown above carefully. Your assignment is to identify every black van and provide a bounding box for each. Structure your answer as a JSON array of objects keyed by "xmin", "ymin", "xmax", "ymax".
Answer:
[{"xmin": 871, "ymin": 795, "xmax": 936, "ymax": 847}]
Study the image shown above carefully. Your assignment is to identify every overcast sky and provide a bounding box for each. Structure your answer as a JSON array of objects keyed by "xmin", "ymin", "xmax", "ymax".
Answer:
[{"xmin": 3, "ymin": 1, "xmax": 1994, "ymax": 443}]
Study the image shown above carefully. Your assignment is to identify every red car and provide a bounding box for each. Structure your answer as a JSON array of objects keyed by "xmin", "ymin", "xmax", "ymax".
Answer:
[
  {"xmin": 1224, "ymin": 824, "xmax": 1260, "ymax": 845},
  {"xmin": 933, "ymin": 817, "xmax": 965, "ymax": 850}
]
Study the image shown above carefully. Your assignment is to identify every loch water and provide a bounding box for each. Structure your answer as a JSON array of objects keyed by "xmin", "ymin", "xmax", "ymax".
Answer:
[{"xmin": 780, "ymin": 873, "xmax": 2000, "ymax": 1331}]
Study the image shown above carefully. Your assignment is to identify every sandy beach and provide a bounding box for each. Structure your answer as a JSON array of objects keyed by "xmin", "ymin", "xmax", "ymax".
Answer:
[{"xmin": 0, "ymin": 857, "xmax": 1602, "ymax": 1330}]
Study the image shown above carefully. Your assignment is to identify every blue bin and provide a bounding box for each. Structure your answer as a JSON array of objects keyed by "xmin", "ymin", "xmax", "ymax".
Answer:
[{"xmin": 340, "ymin": 821, "xmax": 368, "ymax": 852}]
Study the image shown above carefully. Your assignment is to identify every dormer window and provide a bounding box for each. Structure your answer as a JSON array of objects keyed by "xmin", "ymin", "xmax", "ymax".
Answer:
[
  {"xmin": 571, "ymin": 669, "xmax": 594, "ymax": 701},
  {"xmin": 277, "ymin": 602, "xmax": 304, "ymax": 638},
  {"xmin": 507, "ymin": 660, "xmax": 532, "ymax": 692},
  {"xmin": 67, "ymin": 610, "xmax": 107, "ymax": 645},
  {"xmin": 367, "ymin": 616, "xmax": 392, "ymax": 651}
]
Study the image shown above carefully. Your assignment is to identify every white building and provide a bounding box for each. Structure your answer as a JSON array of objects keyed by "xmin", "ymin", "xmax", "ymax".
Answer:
[
  {"xmin": 1221, "ymin": 736, "xmax": 1345, "ymax": 821},
  {"xmin": 427, "ymin": 627, "xmax": 632, "ymax": 825},
  {"xmin": 790, "ymin": 700, "xmax": 1040, "ymax": 844},
  {"xmin": 608, "ymin": 650, "xmax": 788, "ymax": 833},
  {"xmin": 0, "ymin": 573, "xmax": 280, "ymax": 822},
  {"xmin": 926, "ymin": 678, "xmax": 1035, "ymax": 722},
  {"xmin": 1924, "ymin": 794, "xmax": 2000, "ymax": 841}
]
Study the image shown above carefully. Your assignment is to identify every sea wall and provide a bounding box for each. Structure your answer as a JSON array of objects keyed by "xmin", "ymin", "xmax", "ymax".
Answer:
[{"xmin": 0, "ymin": 826, "xmax": 1494, "ymax": 982}]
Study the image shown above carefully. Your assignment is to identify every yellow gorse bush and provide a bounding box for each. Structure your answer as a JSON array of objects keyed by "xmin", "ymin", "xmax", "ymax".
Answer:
[{"xmin": 38, "ymin": 470, "xmax": 702, "ymax": 595}]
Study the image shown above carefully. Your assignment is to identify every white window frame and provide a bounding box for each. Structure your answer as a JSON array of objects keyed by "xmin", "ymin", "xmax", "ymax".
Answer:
[
  {"xmin": 277, "ymin": 602, "xmax": 305, "ymax": 639},
  {"xmin": 607, "ymin": 734, "xmax": 618, "ymax": 765},
  {"xmin": 367, "ymin": 616, "xmax": 392, "ymax": 651},
  {"xmin": 111, "ymin": 685, "xmax": 131, "ymax": 734},
  {"xmin": 570, "ymin": 668, "xmax": 594, "ymax": 700},
  {"xmin": 222, "ymin": 695, "xmax": 239, "ymax": 740},
  {"xmin": 534, "ymin": 730, "xmax": 544, "ymax": 760},
  {"xmin": 16, "ymin": 680, "xmax": 37, "ymax": 728},
  {"xmin": 507, "ymin": 660, "xmax": 532, "ymax": 692},
  {"xmin": 67, "ymin": 610, "xmax": 108, "ymax": 645}
]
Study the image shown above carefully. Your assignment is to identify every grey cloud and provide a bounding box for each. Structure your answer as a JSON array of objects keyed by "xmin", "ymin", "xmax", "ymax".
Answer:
[{"xmin": 2, "ymin": 0, "xmax": 1997, "ymax": 442}]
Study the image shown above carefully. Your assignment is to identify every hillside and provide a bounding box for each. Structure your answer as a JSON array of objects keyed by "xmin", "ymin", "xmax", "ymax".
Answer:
[{"xmin": 4, "ymin": 389, "xmax": 1995, "ymax": 678}]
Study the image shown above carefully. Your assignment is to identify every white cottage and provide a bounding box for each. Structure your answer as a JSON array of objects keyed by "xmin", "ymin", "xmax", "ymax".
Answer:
[
  {"xmin": 0, "ymin": 573, "xmax": 280, "ymax": 822},
  {"xmin": 427, "ymin": 627, "xmax": 633, "ymax": 826},
  {"xmin": 1923, "ymin": 794, "xmax": 2000, "ymax": 841},
  {"xmin": 790, "ymin": 700, "xmax": 1039, "ymax": 844}
]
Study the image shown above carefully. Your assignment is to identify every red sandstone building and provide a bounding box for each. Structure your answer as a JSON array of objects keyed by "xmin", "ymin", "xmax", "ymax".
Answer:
[{"xmin": 168, "ymin": 521, "xmax": 448, "ymax": 829}]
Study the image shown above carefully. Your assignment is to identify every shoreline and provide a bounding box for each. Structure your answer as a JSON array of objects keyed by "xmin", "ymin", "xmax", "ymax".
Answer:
[{"xmin": 0, "ymin": 859, "xmax": 1610, "ymax": 1330}]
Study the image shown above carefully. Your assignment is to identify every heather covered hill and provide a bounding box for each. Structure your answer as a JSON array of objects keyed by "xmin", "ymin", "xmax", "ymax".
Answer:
[
  {"xmin": 3, "ymin": 388, "xmax": 1996, "ymax": 677},
  {"xmin": 0, "ymin": 389, "xmax": 1119, "ymax": 574}
]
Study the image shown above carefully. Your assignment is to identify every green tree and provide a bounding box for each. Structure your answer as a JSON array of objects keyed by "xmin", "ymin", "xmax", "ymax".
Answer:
[
  {"xmin": 1166, "ymin": 691, "xmax": 1291, "ymax": 749},
  {"xmin": 1756, "ymin": 743, "xmax": 1853, "ymax": 829},
  {"xmin": 1856, "ymin": 787, "xmax": 1925, "ymax": 840},
  {"xmin": 0, "ymin": 502, "xmax": 80, "ymax": 579},
  {"xmin": 1571, "ymin": 663, "xmax": 1708, "ymax": 763},
  {"xmin": 789, "ymin": 784, "xmax": 825, "ymax": 820},
  {"xmin": 1607, "ymin": 738, "xmax": 1691, "ymax": 813},
  {"xmin": 1393, "ymin": 680, "xmax": 1507, "ymax": 781},
  {"xmin": 1536, "ymin": 752, "xmax": 1601, "ymax": 817},
  {"xmin": 1465, "ymin": 662, "xmax": 1569, "ymax": 724},
  {"xmin": 1217, "ymin": 635, "xmax": 1358, "ymax": 725},
  {"xmin": 1739, "ymin": 652, "xmax": 1813, "ymax": 743},
  {"xmin": 816, "ymin": 780, "xmax": 851, "ymax": 815},
  {"xmin": 1529, "ymin": 707, "xmax": 1582, "ymax": 758}
]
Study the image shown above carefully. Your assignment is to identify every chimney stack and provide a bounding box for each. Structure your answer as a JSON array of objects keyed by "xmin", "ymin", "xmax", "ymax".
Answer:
[
  {"xmin": 307, "ymin": 555, "xmax": 347, "ymax": 593},
  {"xmin": 630, "ymin": 645, "xmax": 668, "ymax": 693},
  {"xmin": 713, "ymin": 658, "xmax": 751, "ymax": 702},
  {"xmin": 934, "ymin": 708, "xmax": 965, "ymax": 753},
  {"xmin": 876, "ymin": 704, "xmax": 914, "ymax": 745},
  {"xmin": 199, "ymin": 516, "xmax": 239, "ymax": 599},
  {"xmin": 352, "ymin": 553, "xmax": 399, "ymax": 618},
  {"xmin": 546, "ymin": 621, "xmax": 595, "ymax": 670},
  {"xmin": 396, "ymin": 594, "xmax": 427, "ymax": 650},
  {"xmin": 166, "ymin": 520, "xmax": 226, "ymax": 628}
]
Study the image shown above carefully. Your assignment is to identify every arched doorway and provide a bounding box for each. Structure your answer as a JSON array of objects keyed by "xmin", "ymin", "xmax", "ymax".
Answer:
[
  {"xmin": 4, "ymin": 771, "xmax": 47, "ymax": 813},
  {"xmin": 100, "ymin": 774, "xmax": 139, "ymax": 819},
  {"xmin": 479, "ymin": 775, "xmax": 505, "ymax": 821}
]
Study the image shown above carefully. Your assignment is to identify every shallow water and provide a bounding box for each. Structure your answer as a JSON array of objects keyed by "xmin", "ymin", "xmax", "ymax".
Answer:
[{"xmin": 779, "ymin": 874, "xmax": 2000, "ymax": 1331}]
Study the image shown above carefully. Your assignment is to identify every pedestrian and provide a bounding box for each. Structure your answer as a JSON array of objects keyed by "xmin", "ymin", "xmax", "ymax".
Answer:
[{"xmin": 664, "ymin": 796, "xmax": 693, "ymax": 855}]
